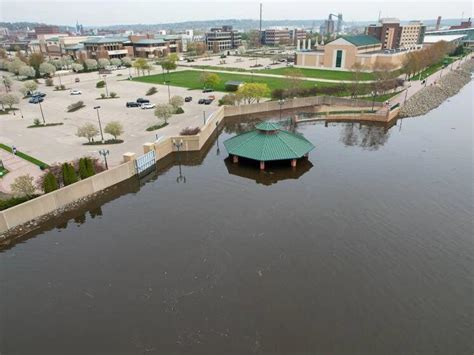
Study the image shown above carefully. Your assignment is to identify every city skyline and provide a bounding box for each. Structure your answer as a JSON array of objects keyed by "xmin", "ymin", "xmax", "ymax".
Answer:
[{"xmin": 1, "ymin": 0, "xmax": 472, "ymax": 26}]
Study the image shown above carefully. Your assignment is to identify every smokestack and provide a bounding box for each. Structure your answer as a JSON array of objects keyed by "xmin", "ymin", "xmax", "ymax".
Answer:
[
  {"xmin": 436, "ymin": 16, "xmax": 441, "ymax": 30},
  {"xmin": 259, "ymin": 3, "xmax": 262, "ymax": 46}
]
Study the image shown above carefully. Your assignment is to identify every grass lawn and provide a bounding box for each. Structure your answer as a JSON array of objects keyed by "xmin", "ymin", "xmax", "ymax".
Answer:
[
  {"xmin": 261, "ymin": 67, "xmax": 376, "ymax": 81},
  {"xmin": 133, "ymin": 70, "xmax": 333, "ymax": 94},
  {"xmin": 0, "ymin": 143, "xmax": 49, "ymax": 169}
]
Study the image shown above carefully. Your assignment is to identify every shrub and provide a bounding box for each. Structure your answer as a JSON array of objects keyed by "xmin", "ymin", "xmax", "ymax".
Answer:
[
  {"xmin": 60, "ymin": 84, "xmax": 65, "ymax": 90},
  {"xmin": 67, "ymin": 101, "xmax": 85, "ymax": 112},
  {"xmin": 33, "ymin": 118, "xmax": 41, "ymax": 126},
  {"xmin": 96, "ymin": 80, "xmax": 105, "ymax": 88},
  {"xmin": 78, "ymin": 157, "xmax": 96, "ymax": 179},
  {"xmin": 110, "ymin": 92, "xmax": 117, "ymax": 98},
  {"xmin": 180, "ymin": 126, "xmax": 201, "ymax": 135},
  {"xmin": 11, "ymin": 174, "xmax": 36, "ymax": 197},
  {"xmin": 174, "ymin": 107, "xmax": 184, "ymax": 114},
  {"xmin": 45, "ymin": 78, "xmax": 54, "ymax": 86},
  {"xmin": 0, "ymin": 196, "xmax": 35, "ymax": 211},
  {"xmin": 62, "ymin": 162, "xmax": 78, "ymax": 186},
  {"xmin": 146, "ymin": 87, "xmax": 158, "ymax": 96},
  {"xmin": 42, "ymin": 172, "xmax": 59, "ymax": 193},
  {"xmin": 100, "ymin": 93, "xmax": 106, "ymax": 99}
]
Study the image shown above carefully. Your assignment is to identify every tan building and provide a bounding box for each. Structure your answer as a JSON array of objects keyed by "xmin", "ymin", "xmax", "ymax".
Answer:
[
  {"xmin": 366, "ymin": 18, "xmax": 425, "ymax": 49},
  {"xmin": 399, "ymin": 21, "xmax": 425, "ymax": 49},
  {"xmin": 295, "ymin": 34, "xmax": 413, "ymax": 71}
]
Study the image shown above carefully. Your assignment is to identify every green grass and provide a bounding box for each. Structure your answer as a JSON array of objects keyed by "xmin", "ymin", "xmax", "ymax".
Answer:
[
  {"xmin": 0, "ymin": 143, "xmax": 49, "ymax": 169},
  {"xmin": 261, "ymin": 67, "xmax": 375, "ymax": 81},
  {"xmin": 133, "ymin": 70, "xmax": 332, "ymax": 95},
  {"xmin": 146, "ymin": 122, "xmax": 169, "ymax": 131},
  {"xmin": 182, "ymin": 65, "xmax": 248, "ymax": 73},
  {"xmin": 0, "ymin": 167, "xmax": 8, "ymax": 177}
]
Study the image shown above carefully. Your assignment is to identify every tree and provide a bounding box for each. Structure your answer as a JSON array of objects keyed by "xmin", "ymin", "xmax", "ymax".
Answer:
[
  {"xmin": 110, "ymin": 58, "xmax": 122, "ymax": 66},
  {"xmin": 62, "ymin": 163, "xmax": 78, "ymax": 186},
  {"xmin": 19, "ymin": 65, "xmax": 35, "ymax": 78},
  {"xmin": 72, "ymin": 63, "xmax": 84, "ymax": 72},
  {"xmin": 84, "ymin": 59, "xmax": 98, "ymax": 71},
  {"xmin": 350, "ymin": 62, "xmax": 364, "ymax": 98},
  {"xmin": 11, "ymin": 174, "xmax": 36, "ymax": 197},
  {"xmin": 0, "ymin": 48, "xmax": 7, "ymax": 59},
  {"xmin": 39, "ymin": 62, "xmax": 56, "ymax": 77},
  {"xmin": 121, "ymin": 57, "xmax": 132, "ymax": 67},
  {"xmin": 20, "ymin": 80, "xmax": 38, "ymax": 96},
  {"xmin": 42, "ymin": 172, "xmax": 59, "ymax": 193},
  {"xmin": 237, "ymin": 83, "xmax": 269, "ymax": 104},
  {"xmin": 2, "ymin": 75, "xmax": 12, "ymax": 92},
  {"xmin": 133, "ymin": 58, "xmax": 150, "ymax": 76},
  {"xmin": 160, "ymin": 57, "xmax": 177, "ymax": 76},
  {"xmin": 76, "ymin": 123, "xmax": 99, "ymax": 143},
  {"xmin": 170, "ymin": 95, "xmax": 184, "ymax": 112},
  {"xmin": 98, "ymin": 58, "xmax": 110, "ymax": 68},
  {"xmin": 104, "ymin": 121, "xmax": 124, "ymax": 140},
  {"xmin": 219, "ymin": 93, "xmax": 239, "ymax": 106},
  {"xmin": 0, "ymin": 93, "xmax": 19, "ymax": 111},
  {"xmin": 29, "ymin": 53, "xmax": 44, "ymax": 77},
  {"xmin": 7, "ymin": 58, "xmax": 25, "ymax": 75},
  {"xmin": 78, "ymin": 157, "xmax": 96, "ymax": 179},
  {"xmin": 154, "ymin": 104, "xmax": 174, "ymax": 124},
  {"xmin": 200, "ymin": 72, "xmax": 220, "ymax": 89},
  {"xmin": 247, "ymin": 30, "xmax": 261, "ymax": 48}
]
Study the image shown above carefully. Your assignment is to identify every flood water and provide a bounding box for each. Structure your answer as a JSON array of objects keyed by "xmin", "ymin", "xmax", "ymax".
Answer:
[{"xmin": 1, "ymin": 82, "xmax": 473, "ymax": 355}]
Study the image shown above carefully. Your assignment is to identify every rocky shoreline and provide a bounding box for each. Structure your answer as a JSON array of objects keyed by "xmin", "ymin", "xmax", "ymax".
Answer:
[{"xmin": 400, "ymin": 59, "xmax": 473, "ymax": 117}]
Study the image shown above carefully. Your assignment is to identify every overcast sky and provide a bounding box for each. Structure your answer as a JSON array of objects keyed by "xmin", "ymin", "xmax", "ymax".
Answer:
[{"xmin": 1, "ymin": 0, "xmax": 472, "ymax": 26}]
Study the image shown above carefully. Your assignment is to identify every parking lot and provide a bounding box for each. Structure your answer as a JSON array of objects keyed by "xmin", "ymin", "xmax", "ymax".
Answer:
[{"xmin": 0, "ymin": 68, "xmax": 222, "ymax": 166}]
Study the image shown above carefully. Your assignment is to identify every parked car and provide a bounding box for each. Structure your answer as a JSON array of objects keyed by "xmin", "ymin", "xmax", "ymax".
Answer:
[
  {"xmin": 136, "ymin": 98, "xmax": 150, "ymax": 104},
  {"xmin": 126, "ymin": 101, "xmax": 140, "ymax": 107},
  {"xmin": 198, "ymin": 99, "xmax": 206, "ymax": 104},
  {"xmin": 202, "ymin": 88, "xmax": 214, "ymax": 93},
  {"xmin": 204, "ymin": 99, "xmax": 213, "ymax": 105},
  {"xmin": 141, "ymin": 103, "xmax": 156, "ymax": 109},
  {"xmin": 265, "ymin": 65, "xmax": 271, "ymax": 69},
  {"xmin": 70, "ymin": 89, "xmax": 82, "ymax": 95},
  {"xmin": 29, "ymin": 96, "xmax": 44, "ymax": 104},
  {"xmin": 30, "ymin": 91, "xmax": 46, "ymax": 98},
  {"xmin": 184, "ymin": 96, "xmax": 192, "ymax": 102},
  {"xmin": 75, "ymin": 78, "xmax": 80, "ymax": 83}
]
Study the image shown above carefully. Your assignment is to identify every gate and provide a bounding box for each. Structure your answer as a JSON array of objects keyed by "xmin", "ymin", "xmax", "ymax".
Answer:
[{"xmin": 135, "ymin": 150, "xmax": 156, "ymax": 176}]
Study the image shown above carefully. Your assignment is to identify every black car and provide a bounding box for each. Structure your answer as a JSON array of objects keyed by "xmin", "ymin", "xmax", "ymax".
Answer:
[
  {"xmin": 184, "ymin": 96, "xmax": 192, "ymax": 102},
  {"xmin": 202, "ymin": 88, "xmax": 214, "ymax": 93},
  {"xmin": 204, "ymin": 99, "xmax": 213, "ymax": 105},
  {"xmin": 30, "ymin": 91, "xmax": 46, "ymax": 98},
  {"xmin": 136, "ymin": 98, "xmax": 150, "ymax": 104},
  {"xmin": 198, "ymin": 99, "xmax": 206, "ymax": 104},
  {"xmin": 29, "ymin": 96, "xmax": 44, "ymax": 104},
  {"xmin": 126, "ymin": 102, "xmax": 140, "ymax": 107}
]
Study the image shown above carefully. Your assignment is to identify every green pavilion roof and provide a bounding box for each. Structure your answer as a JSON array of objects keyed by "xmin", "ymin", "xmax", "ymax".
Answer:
[
  {"xmin": 341, "ymin": 34, "xmax": 381, "ymax": 47},
  {"xmin": 223, "ymin": 122, "xmax": 315, "ymax": 162}
]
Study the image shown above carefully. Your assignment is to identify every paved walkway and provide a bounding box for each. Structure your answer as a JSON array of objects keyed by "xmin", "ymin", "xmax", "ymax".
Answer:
[{"xmin": 0, "ymin": 149, "xmax": 43, "ymax": 195}]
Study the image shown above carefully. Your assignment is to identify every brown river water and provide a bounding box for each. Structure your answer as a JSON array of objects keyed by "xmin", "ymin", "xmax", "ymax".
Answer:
[{"xmin": 0, "ymin": 82, "xmax": 472, "ymax": 354}]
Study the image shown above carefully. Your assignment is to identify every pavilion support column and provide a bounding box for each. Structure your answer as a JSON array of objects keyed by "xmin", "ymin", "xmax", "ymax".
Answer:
[
  {"xmin": 259, "ymin": 161, "xmax": 265, "ymax": 170},
  {"xmin": 291, "ymin": 159, "xmax": 297, "ymax": 167},
  {"xmin": 232, "ymin": 155, "xmax": 239, "ymax": 163}
]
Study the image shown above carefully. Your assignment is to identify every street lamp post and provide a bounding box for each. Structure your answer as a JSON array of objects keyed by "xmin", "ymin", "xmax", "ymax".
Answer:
[
  {"xmin": 403, "ymin": 84, "xmax": 411, "ymax": 105},
  {"xmin": 203, "ymin": 111, "xmax": 206, "ymax": 125},
  {"xmin": 38, "ymin": 100, "xmax": 46, "ymax": 125},
  {"xmin": 172, "ymin": 139, "xmax": 186, "ymax": 183},
  {"xmin": 278, "ymin": 99, "xmax": 285, "ymax": 120},
  {"xmin": 165, "ymin": 80, "xmax": 171, "ymax": 103},
  {"xmin": 103, "ymin": 75, "xmax": 109, "ymax": 97},
  {"xmin": 93, "ymin": 106, "xmax": 105, "ymax": 143},
  {"xmin": 98, "ymin": 149, "xmax": 110, "ymax": 170}
]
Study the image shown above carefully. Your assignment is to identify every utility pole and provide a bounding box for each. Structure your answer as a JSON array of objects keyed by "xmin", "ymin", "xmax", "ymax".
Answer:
[{"xmin": 259, "ymin": 3, "xmax": 263, "ymax": 47}]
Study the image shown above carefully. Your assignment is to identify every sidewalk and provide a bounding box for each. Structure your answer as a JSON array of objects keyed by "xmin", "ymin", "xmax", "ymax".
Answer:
[{"xmin": 0, "ymin": 149, "xmax": 43, "ymax": 194}]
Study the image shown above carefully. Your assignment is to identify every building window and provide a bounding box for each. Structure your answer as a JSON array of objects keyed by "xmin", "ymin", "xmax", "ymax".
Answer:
[{"xmin": 335, "ymin": 50, "xmax": 343, "ymax": 68}]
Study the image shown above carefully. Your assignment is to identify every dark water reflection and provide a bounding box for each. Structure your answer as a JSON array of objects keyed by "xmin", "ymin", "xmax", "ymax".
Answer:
[{"xmin": 0, "ymin": 83, "xmax": 473, "ymax": 355}]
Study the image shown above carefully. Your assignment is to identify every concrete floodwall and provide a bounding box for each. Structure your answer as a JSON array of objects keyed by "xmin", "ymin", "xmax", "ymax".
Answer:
[{"xmin": 0, "ymin": 161, "xmax": 135, "ymax": 233}]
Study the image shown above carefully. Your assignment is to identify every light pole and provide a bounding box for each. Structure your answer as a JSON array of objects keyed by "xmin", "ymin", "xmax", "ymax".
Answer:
[
  {"xmin": 98, "ymin": 149, "xmax": 109, "ymax": 170},
  {"xmin": 165, "ymin": 80, "xmax": 171, "ymax": 103},
  {"xmin": 38, "ymin": 100, "xmax": 46, "ymax": 124},
  {"xmin": 403, "ymin": 84, "xmax": 411, "ymax": 105},
  {"xmin": 103, "ymin": 75, "xmax": 109, "ymax": 97},
  {"xmin": 93, "ymin": 106, "xmax": 105, "ymax": 143},
  {"xmin": 203, "ymin": 111, "xmax": 206, "ymax": 125},
  {"xmin": 57, "ymin": 72, "xmax": 62, "ymax": 87},
  {"xmin": 172, "ymin": 139, "xmax": 186, "ymax": 183},
  {"xmin": 278, "ymin": 99, "xmax": 285, "ymax": 120},
  {"xmin": 371, "ymin": 91, "xmax": 376, "ymax": 112}
]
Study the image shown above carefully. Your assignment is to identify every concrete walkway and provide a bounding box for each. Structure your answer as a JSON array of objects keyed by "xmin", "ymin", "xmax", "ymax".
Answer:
[{"xmin": 0, "ymin": 149, "xmax": 43, "ymax": 194}]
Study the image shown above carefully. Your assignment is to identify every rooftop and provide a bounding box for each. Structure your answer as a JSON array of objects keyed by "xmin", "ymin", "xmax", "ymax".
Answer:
[
  {"xmin": 341, "ymin": 35, "xmax": 381, "ymax": 47},
  {"xmin": 223, "ymin": 122, "xmax": 315, "ymax": 162},
  {"xmin": 423, "ymin": 34, "xmax": 467, "ymax": 43}
]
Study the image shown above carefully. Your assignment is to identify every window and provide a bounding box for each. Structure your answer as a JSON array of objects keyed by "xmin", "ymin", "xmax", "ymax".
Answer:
[{"xmin": 335, "ymin": 50, "xmax": 343, "ymax": 68}]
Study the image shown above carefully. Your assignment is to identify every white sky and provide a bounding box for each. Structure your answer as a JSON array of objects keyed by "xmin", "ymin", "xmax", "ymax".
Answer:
[{"xmin": 1, "ymin": 0, "xmax": 472, "ymax": 26}]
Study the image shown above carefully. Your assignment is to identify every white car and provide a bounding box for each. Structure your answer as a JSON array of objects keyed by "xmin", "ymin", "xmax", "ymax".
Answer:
[
  {"xmin": 141, "ymin": 103, "xmax": 155, "ymax": 109},
  {"xmin": 70, "ymin": 90, "xmax": 82, "ymax": 95}
]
